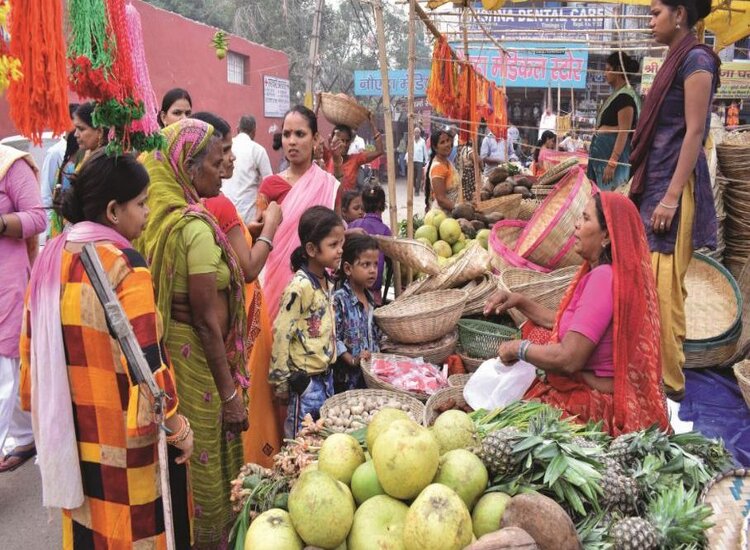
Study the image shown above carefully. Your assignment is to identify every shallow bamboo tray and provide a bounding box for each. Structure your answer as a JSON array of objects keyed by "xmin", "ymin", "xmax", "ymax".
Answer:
[
  {"xmin": 685, "ymin": 253, "xmax": 742, "ymax": 343},
  {"xmin": 700, "ymin": 469, "xmax": 750, "ymax": 550},
  {"xmin": 320, "ymin": 389, "xmax": 424, "ymax": 430}
]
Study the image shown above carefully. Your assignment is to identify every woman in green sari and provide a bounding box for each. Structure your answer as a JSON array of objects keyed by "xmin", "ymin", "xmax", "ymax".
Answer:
[
  {"xmin": 587, "ymin": 52, "xmax": 641, "ymax": 190},
  {"xmin": 137, "ymin": 118, "xmax": 248, "ymax": 549}
]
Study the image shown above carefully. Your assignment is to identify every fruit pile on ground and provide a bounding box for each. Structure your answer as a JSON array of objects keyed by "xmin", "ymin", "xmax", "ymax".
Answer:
[{"xmin": 231, "ymin": 401, "xmax": 734, "ymax": 549}]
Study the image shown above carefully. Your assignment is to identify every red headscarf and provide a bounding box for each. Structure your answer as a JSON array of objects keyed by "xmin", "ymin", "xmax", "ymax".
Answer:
[{"xmin": 527, "ymin": 192, "xmax": 669, "ymax": 435}]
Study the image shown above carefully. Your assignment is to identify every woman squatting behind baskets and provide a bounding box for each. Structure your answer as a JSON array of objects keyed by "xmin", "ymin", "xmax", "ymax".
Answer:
[
  {"xmin": 484, "ymin": 192, "xmax": 669, "ymax": 436},
  {"xmin": 629, "ymin": 0, "xmax": 720, "ymax": 401},
  {"xmin": 425, "ymin": 127, "xmax": 461, "ymax": 214},
  {"xmin": 332, "ymin": 233, "xmax": 383, "ymax": 393},
  {"xmin": 269, "ymin": 206, "xmax": 346, "ymax": 438},
  {"xmin": 21, "ymin": 151, "xmax": 194, "ymax": 547}
]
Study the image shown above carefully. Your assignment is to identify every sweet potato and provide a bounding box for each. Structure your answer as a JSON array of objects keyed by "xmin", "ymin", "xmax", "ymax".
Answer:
[
  {"xmin": 480, "ymin": 190, "xmax": 493, "ymax": 201},
  {"xmin": 465, "ymin": 527, "xmax": 539, "ymax": 550},
  {"xmin": 488, "ymin": 166, "xmax": 510, "ymax": 184},
  {"xmin": 493, "ymin": 182, "xmax": 514, "ymax": 197},
  {"xmin": 513, "ymin": 186, "xmax": 533, "ymax": 198},
  {"xmin": 484, "ymin": 212, "xmax": 504, "ymax": 225},
  {"xmin": 499, "ymin": 493, "xmax": 580, "ymax": 550},
  {"xmin": 471, "ymin": 219, "xmax": 487, "ymax": 232}
]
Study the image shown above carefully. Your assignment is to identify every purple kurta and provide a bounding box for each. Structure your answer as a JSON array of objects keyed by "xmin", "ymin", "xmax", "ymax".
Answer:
[{"xmin": 639, "ymin": 48, "xmax": 718, "ymax": 255}]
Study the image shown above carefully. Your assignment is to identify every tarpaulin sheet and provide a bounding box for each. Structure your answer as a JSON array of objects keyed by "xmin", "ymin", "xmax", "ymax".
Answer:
[{"xmin": 680, "ymin": 368, "xmax": 750, "ymax": 466}]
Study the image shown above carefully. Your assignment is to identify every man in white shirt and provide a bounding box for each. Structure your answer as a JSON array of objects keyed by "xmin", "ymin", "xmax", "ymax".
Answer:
[
  {"xmin": 408, "ymin": 128, "xmax": 429, "ymax": 195},
  {"xmin": 480, "ymin": 130, "xmax": 507, "ymax": 176},
  {"xmin": 222, "ymin": 115, "xmax": 273, "ymax": 225},
  {"xmin": 348, "ymin": 132, "xmax": 366, "ymax": 156},
  {"xmin": 506, "ymin": 124, "xmax": 520, "ymax": 160}
]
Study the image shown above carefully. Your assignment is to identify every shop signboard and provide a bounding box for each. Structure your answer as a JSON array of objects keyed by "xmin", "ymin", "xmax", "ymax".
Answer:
[
  {"xmin": 470, "ymin": 4, "xmax": 608, "ymax": 32},
  {"xmin": 460, "ymin": 42, "xmax": 589, "ymax": 89},
  {"xmin": 263, "ymin": 76, "xmax": 290, "ymax": 118},
  {"xmin": 641, "ymin": 57, "xmax": 750, "ymax": 99},
  {"xmin": 353, "ymin": 69, "xmax": 431, "ymax": 97}
]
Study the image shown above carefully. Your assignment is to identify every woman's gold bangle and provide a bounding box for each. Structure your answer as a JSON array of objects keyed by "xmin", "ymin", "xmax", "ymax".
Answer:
[{"xmin": 166, "ymin": 415, "xmax": 191, "ymax": 445}]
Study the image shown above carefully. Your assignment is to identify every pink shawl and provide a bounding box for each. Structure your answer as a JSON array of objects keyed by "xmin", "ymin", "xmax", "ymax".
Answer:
[
  {"xmin": 27, "ymin": 221, "xmax": 130, "ymax": 509},
  {"xmin": 262, "ymin": 163, "xmax": 339, "ymax": 320}
]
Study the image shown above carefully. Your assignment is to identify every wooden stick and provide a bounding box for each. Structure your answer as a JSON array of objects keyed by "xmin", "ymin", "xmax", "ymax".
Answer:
[
  {"xmin": 462, "ymin": 7, "xmax": 483, "ymax": 206},
  {"xmin": 371, "ymin": 0, "xmax": 401, "ymax": 295},
  {"xmin": 406, "ymin": 0, "xmax": 417, "ymax": 285}
]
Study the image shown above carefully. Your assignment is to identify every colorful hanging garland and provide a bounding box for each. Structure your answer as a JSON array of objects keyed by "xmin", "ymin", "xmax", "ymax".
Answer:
[
  {"xmin": 7, "ymin": 0, "xmax": 70, "ymax": 143},
  {"xmin": 66, "ymin": 0, "xmax": 163, "ymax": 154},
  {"xmin": 0, "ymin": 0, "xmax": 22, "ymax": 95}
]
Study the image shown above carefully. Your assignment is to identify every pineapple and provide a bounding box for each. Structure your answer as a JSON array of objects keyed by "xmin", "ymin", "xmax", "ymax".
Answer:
[
  {"xmin": 609, "ymin": 517, "xmax": 659, "ymax": 550},
  {"xmin": 600, "ymin": 469, "xmax": 639, "ymax": 515},
  {"xmin": 608, "ymin": 484, "xmax": 712, "ymax": 549},
  {"xmin": 480, "ymin": 427, "xmax": 521, "ymax": 478},
  {"xmin": 607, "ymin": 427, "xmax": 670, "ymax": 468}
]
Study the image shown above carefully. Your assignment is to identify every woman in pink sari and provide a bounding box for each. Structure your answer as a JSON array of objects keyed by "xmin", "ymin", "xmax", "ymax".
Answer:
[{"xmin": 257, "ymin": 105, "xmax": 340, "ymax": 321}]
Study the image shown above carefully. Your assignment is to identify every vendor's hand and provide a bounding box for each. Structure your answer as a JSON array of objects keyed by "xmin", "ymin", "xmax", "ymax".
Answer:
[
  {"xmin": 498, "ymin": 340, "xmax": 521, "ymax": 365},
  {"xmin": 483, "ymin": 289, "xmax": 520, "ymax": 317},
  {"xmin": 603, "ymin": 162, "xmax": 616, "ymax": 184},
  {"xmin": 650, "ymin": 201, "xmax": 678, "ymax": 235},
  {"xmin": 330, "ymin": 133, "xmax": 346, "ymax": 165},
  {"xmin": 360, "ymin": 351, "xmax": 371, "ymax": 364},
  {"xmin": 172, "ymin": 428, "xmax": 194, "ymax": 465},
  {"xmin": 222, "ymin": 393, "xmax": 249, "ymax": 434}
]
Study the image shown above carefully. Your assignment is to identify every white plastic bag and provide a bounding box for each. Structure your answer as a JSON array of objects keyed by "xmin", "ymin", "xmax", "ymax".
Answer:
[{"xmin": 463, "ymin": 358, "xmax": 537, "ymax": 410}]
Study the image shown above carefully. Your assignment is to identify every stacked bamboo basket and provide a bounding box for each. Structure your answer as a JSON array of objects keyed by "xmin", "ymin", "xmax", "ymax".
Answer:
[{"xmin": 716, "ymin": 132, "xmax": 750, "ymax": 278}]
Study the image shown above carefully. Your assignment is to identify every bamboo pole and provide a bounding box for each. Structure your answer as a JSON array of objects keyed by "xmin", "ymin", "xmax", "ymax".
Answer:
[
  {"xmin": 462, "ymin": 7, "xmax": 482, "ymax": 206},
  {"xmin": 370, "ymin": 0, "xmax": 401, "ymax": 294},
  {"xmin": 304, "ymin": 0, "xmax": 325, "ymax": 109},
  {"xmin": 406, "ymin": 0, "xmax": 417, "ymax": 284}
]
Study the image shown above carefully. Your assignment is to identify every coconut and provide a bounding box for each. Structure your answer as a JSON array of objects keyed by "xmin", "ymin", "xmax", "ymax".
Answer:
[
  {"xmin": 245, "ymin": 509, "xmax": 304, "ymax": 550},
  {"xmin": 472, "ymin": 492, "xmax": 512, "ymax": 538},
  {"xmin": 348, "ymin": 495, "xmax": 409, "ymax": 550},
  {"xmin": 288, "ymin": 471, "xmax": 355, "ymax": 549},
  {"xmin": 350, "ymin": 460, "xmax": 386, "ymax": 505},
  {"xmin": 318, "ymin": 433, "xmax": 365, "ymax": 485},
  {"xmin": 366, "ymin": 408, "xmax": 412, "ymax": 451},
  {"xmin": 402, "ymin": 484, "xmax": 473, "ymax": 550},
  {"xmin": 433, "ymin": 449, "xmax": 488, "ymax": 510},
  {"xmin": 431, "ymin": 410, "xmax": 477, "ymax": 454},
  {"xmin": 372, "ymin": 420, "xmax": 439, "ymax": 500}
]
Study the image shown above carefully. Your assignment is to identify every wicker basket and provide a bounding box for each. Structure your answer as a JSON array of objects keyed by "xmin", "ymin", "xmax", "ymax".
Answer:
[
  {"xmin": 734, "ymin": 360, "xmax": 750, "ymax": 410},
  {"xmin": 515, "ymin": 167, "xmax": 591, "ymax": 271},
  {"xmin": 320, "ymin": 389, "xmax": 425, "ymax": 427},
  {"xmin": 683, "ymin": 322, "xmax": 740, "ymax": 369},
  {"xmin": 462, "ymin": 274, "xmax": 500, "ymax": 316},
  {"xmin": 476, "ymin": 193, "xmax": 522, "ymax": 218},
  {"xmin": 458, "ymin": 351, "xmax": 485, "ymax": 372},
  {"xmin": 685, "ymin": 253, "xmax": 742, "ymax": 343},
  {"xmin": 423, "ymin": 386, "xmax": 470, "ymax": 426},
  {"xmin": 380, "ymin": 330, "xmax": 458, "ymax": 366},
  {"xmin": 399, "ymin": 242, "xmax": 491, "ymax": 298},
  {"xmin": 488, "ymin": 220, "xmax": 552, "ymax": 274},
  {"xmin": 535, "ymin": 157, "xmax": 579, "ymax": 187},
  {"xmin": 457, "ymin": 318, "xmax": 520, "ymax": 359},
  {"xmin": 361, "ymin": 354, "xmax": 447, "ymax": 402},
  {"xmin": 448, "ymin": 373, "xmax": 472, "ymax": 387},
  {"xmin": 499, "ymin": 266, "xmax": 578, "ymax": 326},
  {"xmin": 518, "ymin": 199, "xmax": 542, "ymax": 221},
  {"xmin": 374, "ymin": 236, "xmax": 441, "ymax": 276},
  {"xmin": 375, "ymin": 289, "xmax": 467, "ymax": 344},
  {"xmin": 699, "ymin": 468, "xmax": 750, "ymax": 550},
  {"xmin": 319, "ymin": 92, "xmax": 369, "ymax": 129}
]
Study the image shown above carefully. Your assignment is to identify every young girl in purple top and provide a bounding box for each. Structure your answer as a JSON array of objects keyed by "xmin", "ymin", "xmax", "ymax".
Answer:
[{"xmin": 348, "ymin": 185, "xmax": 392, "ymax": 303}]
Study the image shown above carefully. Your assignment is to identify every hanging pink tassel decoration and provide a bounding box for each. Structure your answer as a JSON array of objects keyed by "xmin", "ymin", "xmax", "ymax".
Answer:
[
  {"xmin": 124, "ymin": 2, "xmax": 159, "ymax": 134},
  {"xmin": 105, "ymin": 0, "xmax": 135, "ymax": 100}
]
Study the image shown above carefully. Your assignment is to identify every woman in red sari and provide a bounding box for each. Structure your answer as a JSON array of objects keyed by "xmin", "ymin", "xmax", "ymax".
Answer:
[{"xmin": 485, "ymin": 192, "xmax": 668, "ymax": 436}]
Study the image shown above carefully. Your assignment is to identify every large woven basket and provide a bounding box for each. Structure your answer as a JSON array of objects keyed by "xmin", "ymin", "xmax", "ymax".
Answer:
[
  {"xmin": 683, "ymin": 322, "xmax": 740, "ymax": 369},
  {"xmin": 319, "ymin": 92, "xmax": 369, "ymax": 129},
  {"xmin": 380, "ymin": 330, "xmax": 458, "ymax": 366},
  {"xmin": 734, "ymin": 360, "xmax": 750, "ymax": 410},
  {"xmin": 535, "ymin": 157, "xmax": 579, "ymax": 188},
  {"xmin": 721, "ymin": 257, "xmax": 750, "ymax": 367},
  {"xmin": 462, "ymin": 274, "xmax": 500, "ymax": 316},
  {"xmin": 476, "ymin": 193, "xmax": 522, "ymax": 218},
  {"xmin": 517, "ymin": 199, "xmax": 542, "ymax": 221},
  {"xmin": 685, "ymin": 253, "xmax": 742, "ymax": 343},
  {"xmin": 320, "ymin": 389, "xmax": 424, "ymax": 428},
  {"xmin": 375, "ymin": 289, "xmax": 467, "ymax": 344},
  {"xmin": 700, "ymin": 468, "xmax": 750, "ymax": 550},
  {"xmin": 515, "ymin": 167, "xmax": 591, "ymax": 271},
  {"xmin": 374, "ymin": 236, "xmax": 441, "ymax": 276},
  {"xmin": 457, "ymin": 318, "xmax": 520, "ymax": 359},
  {"xmin": 399, "ymin": 242, "xmax": 491, "ymax": 298},
  {"xmin": 488, "ymin": 220, "xmax": 552, "ymax": 274},
  {"xmin": 448, "ymin": 373, "xmax": 472, "ymax": 387},
  {"xmin": 422, "ymin": 386, "xmax": 470, "ymax": 427},
  {"xmin": 499, "ymin": 266, "xmax": 578, "ymax": 326},
  {"xmin": 361, "ymin": 354, "xmax": 447, "ymax": 402}
]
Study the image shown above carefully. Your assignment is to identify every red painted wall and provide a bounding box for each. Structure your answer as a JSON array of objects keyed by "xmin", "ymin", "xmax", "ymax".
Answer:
[{"xmin": 0, "ymin": 0, "xmax": 289, "ymax": 163}]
